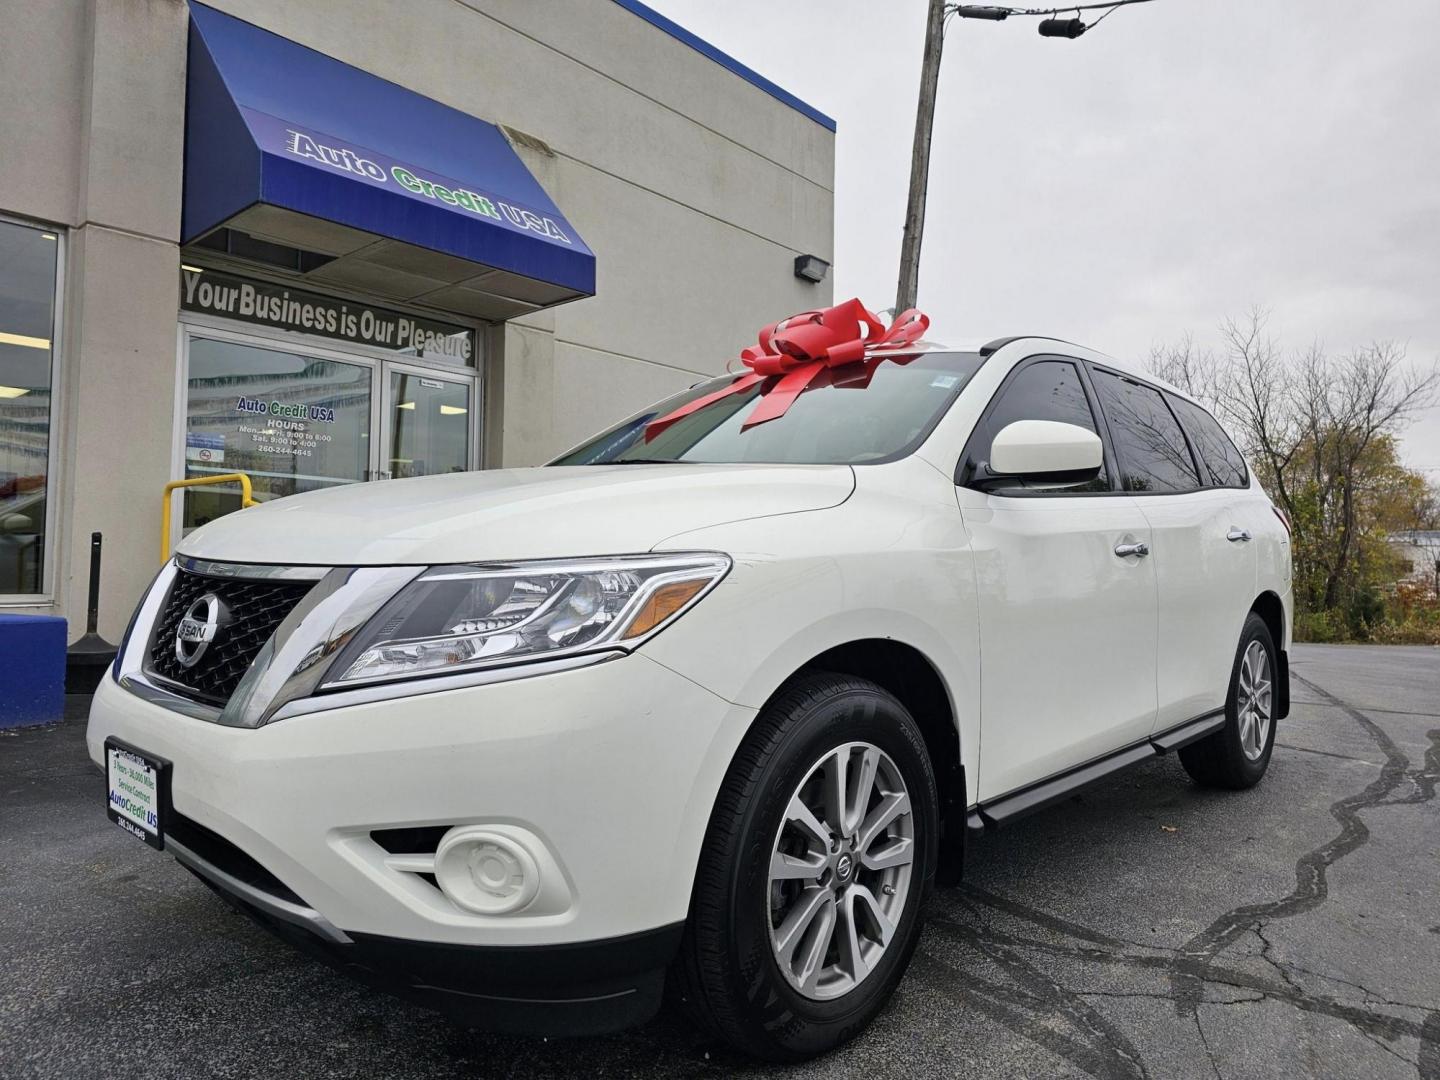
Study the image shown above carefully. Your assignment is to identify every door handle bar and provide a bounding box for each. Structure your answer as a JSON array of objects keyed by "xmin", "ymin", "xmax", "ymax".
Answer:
[
  {"xmin": 1227, "ymin": 528, "xmax": 1252, "ymax": 542},
  {"xmin": 1114, "ymin": 541, "xmax": 1150, "ymax": 558}
]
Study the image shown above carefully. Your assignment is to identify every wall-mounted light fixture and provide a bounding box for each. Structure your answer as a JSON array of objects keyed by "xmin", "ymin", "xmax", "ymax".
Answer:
[{"xmin": 793, "ymin": 254, "xmax": 830, "ymax": 284}]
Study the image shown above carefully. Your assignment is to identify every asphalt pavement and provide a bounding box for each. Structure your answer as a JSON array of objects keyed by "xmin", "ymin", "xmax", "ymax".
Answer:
[{"xmin": 2, "ymin": 644, "xmax": 1437, "ymax": 1079}]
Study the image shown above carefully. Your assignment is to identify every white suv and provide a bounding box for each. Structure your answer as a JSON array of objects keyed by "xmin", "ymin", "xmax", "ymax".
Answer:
[{"xmin": 89, "ymin": 333, "xmax": 1290, "ymax": 1061}]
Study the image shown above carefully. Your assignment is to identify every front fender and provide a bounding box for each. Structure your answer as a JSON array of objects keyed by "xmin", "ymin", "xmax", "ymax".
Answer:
[{"xmin": 644, "ymin": 469, "xmax": 980, "ymax": 806}]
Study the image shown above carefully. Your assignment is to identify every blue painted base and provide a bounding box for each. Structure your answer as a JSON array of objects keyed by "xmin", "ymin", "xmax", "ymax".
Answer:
[{"xmin": 0, "ymin": 614, "xmax": 67, "ymax": 728}]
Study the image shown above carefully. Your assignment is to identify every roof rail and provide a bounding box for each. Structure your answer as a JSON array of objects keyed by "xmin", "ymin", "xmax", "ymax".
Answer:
[{"xmin": 979, "ymin": 335, "xmax": 1087, "ymax": 357}]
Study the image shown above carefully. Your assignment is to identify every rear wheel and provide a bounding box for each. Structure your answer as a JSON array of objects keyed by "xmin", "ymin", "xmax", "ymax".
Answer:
[
  {"xmin": 1179, "ymin": 612, "xmax": 1277, "ymax": 788},
  {"xmin": 677, "ymin": 674, "xmax": 937, "ymax": 1061}
]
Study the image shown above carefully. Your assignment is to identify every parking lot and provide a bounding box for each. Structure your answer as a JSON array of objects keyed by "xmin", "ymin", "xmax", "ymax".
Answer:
[{"xmin": 3, "ymin": 643, "xmax": 1437, "ymax": 1079}]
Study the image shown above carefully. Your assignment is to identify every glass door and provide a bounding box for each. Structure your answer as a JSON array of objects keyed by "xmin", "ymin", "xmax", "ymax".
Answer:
[
  {"xmin": 182, "ymin": 335, "xmax": 374, "ymax": 530},
  {"xmin": 176, "ymin": 329, "xmax": 480, "ymax": 545},
  {"xmin": 380, "ymin": 363, "xmax": 473, "ymax": 480}
]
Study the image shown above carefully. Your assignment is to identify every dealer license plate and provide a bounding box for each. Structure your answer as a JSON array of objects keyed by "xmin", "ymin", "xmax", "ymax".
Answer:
[{"xmin": 105, "ymin": 739, "xmax": 170, "ymax": 850}]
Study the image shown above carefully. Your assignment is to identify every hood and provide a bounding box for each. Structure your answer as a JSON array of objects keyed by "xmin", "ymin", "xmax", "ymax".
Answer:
[{"xmin": 175, "ymin": 464, "xmax": 855, "ymax": 566}]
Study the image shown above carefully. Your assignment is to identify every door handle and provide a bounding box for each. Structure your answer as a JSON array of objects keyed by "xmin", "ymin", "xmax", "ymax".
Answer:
[
  {"xmin": 1227, "ymin": 527, "xmax": 1252, "ymax": 542},
  {"xmin": 1114, "ymin": 541, "xmax": 1150, "ymax": 558}
]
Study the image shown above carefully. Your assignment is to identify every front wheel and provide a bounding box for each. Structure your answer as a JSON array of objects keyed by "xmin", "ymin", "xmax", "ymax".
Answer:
[
  {"xmin": 1179, "ymin": 612, "xmax": 1277, "ymax": 789},
  {"xmin": 677, "ymin": 674, "xmax": 938, "ymax": 1061}
]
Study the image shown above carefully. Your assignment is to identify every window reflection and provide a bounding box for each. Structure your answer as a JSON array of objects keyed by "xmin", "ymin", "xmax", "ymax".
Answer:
[
  {"xmin": 184, "ymin": 338, "xmax": 371, "ymax": 530},
  {"xmin": 1090, "ymin": 370, "xmax": 1200, "ymax": 493},
  {"xmin": 554, "ymin": 352, "xmax": 985, "ymax": 466},
  {"xmin": 0, "ymin": 220, "xmax": 60, "ymax": 595},
  {"xmin": 1168, "ymin": 395, "xmax": 1248, "ymax": 488},
  {"xmin": 387, "ymin": 372, "xmax": 470, "ymax": 478}
]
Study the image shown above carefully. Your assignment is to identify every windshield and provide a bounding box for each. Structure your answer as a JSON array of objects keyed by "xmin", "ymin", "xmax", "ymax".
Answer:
[{"xmin": 552, "ymin": 350, "xmax": 985, "ymax": 466}]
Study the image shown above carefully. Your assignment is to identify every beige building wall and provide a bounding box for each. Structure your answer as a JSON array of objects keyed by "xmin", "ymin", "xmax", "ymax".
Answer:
[
  {"xmin": 0, "ymin": 0, "xmax": 191, "ymax": 643},
  {"xmin": 0, "ymin": 0, "xmax": 835, "ymax": 640}
]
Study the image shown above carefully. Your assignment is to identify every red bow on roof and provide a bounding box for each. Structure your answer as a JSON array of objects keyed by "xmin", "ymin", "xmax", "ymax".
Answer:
[{"xmin": 643, "ymin": 298, "xmax": 930, "ymax": 442}]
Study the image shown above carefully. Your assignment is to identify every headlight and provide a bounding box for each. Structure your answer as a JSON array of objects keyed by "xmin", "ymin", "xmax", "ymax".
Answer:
[{"xmin": 323, "ymin": 553, "xmax": 730, "ymax": 688}]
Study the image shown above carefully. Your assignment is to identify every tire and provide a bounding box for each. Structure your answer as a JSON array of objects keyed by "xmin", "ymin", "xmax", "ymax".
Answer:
[
  {"xmin": 676, "ymin": 673, "xmax": 938, "ymax": 1062},
  {"xmin": 1179, "ymin": 612, "xmax": 1278, "ymax": 789}
]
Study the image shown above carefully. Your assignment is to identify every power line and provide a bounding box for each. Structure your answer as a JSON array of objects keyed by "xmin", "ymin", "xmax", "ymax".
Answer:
[
  {"xmin": 1085, "ymin": 4, "xmax": 1132, "ymax": 29},
  {"xmin": 951, "ymin": 0, "xmax": 1155, "ymax": 16},
  {"xmin": 949, "ymin": 2, "xmax": 1155, "ymax": 38}
]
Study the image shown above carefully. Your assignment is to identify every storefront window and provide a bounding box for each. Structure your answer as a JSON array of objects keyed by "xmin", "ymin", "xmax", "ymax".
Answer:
[
  {"xmin": 0, "ymin": 219, "xmax": 61, "ymax": 596},
  {"xmin": 183, "ymin": 337, "xmax": 371, "ymax": 530}
]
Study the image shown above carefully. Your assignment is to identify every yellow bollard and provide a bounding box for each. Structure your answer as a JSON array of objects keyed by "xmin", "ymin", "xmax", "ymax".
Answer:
[{"xmin": 160, "ymin": 473, "xmax": 257, "ymax": 563}]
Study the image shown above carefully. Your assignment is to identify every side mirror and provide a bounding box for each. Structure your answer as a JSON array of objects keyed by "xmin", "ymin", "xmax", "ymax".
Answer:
[{"xmin": 977, "ymin": 420, "xmax": 1103, "ymax": 489}]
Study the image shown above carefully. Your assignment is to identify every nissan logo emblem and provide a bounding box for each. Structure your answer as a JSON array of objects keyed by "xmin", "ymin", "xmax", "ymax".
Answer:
[{"xmin": 174, "ymin": 593, "xmax": 224, "ymax": 669}]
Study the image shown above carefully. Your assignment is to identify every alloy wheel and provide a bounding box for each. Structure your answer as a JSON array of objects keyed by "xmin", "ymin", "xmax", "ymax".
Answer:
[
  {"xmin": 1237, "ymin": 640, "xmax": 1272, "ymax": 761},
  {"xmin": 767, "ymin": 741, "xmax": 915, "ymax": 1000}
]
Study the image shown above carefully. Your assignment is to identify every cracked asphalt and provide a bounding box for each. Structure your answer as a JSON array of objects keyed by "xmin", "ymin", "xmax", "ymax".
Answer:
[{"xmin": 3, "ymin": 644, "xmax": 1438, "ymax": 1079}]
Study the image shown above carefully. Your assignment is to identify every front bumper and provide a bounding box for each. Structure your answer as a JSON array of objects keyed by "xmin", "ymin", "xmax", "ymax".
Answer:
[
  {"xmin": 201, "ymin": 872, "xmax": 683, "ymax": 1035},
  {"xmin": 87, "ymin": 651, "xmax": 756, "ymax": 1030}
]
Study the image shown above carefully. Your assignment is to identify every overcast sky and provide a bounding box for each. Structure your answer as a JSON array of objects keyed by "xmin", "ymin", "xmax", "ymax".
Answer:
[{"xmin": 646, "ymin": 0, "xmax": 1440, "ymax": 481}]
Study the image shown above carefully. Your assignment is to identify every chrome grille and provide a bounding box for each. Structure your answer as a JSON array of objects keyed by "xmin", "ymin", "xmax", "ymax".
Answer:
[{"xmin": 147, "ymin": 568, "xmax": 316, "ymax": 704}]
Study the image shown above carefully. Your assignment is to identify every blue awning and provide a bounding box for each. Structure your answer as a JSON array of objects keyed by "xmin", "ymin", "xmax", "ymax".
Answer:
[{"xmin": 184, "ymin": 4, "xmax": 595, "ymax": 317}]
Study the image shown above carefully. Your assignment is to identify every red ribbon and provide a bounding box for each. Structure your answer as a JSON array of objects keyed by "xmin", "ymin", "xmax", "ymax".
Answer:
[{"xmin": 643, "ymin": 298, "xmax": 930, "ymax": 442}]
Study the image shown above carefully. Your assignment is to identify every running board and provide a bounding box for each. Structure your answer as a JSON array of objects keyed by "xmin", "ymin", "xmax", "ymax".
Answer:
[
  {"xmin": 1149, "ymin": 709, "xmax": 1226, "ymax": 753},
  {"xmin": 972, "ymin": 709, "xmax": 1227, "ymax": 830}
]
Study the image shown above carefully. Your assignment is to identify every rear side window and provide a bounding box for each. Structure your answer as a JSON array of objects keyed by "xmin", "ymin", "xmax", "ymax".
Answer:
[
  {"xmin": 1167, "ymin": 395, "xmax": 1249, "ymax": 488},
  {"xmin": 966, "ymin": 358, "xmax": 1108, "ymax": 492},
  {"xmin": 1089, "ymin": 369, "xmax": 1200, "ymax": 493}
]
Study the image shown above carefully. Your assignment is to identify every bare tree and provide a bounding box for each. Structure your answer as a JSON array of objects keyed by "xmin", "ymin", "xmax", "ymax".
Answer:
[
  {"xmin": 1154, "ymin": 308, "xmax": 1307, "ymax": 527},
  {"xmin": 1212, "ymin": 309, "xmax": 1307, "ymax": 530},
  {"xmin": 1149, "ymin": 308, "xmax": 1440, "ymax": 612},
  {"xmin": 1303, "ymin": 341, "xmax": 1438, "ymax": 605},
  {"xmin": 1148, "ymin": 332, "xmax": 1217, "ymax": 403}
]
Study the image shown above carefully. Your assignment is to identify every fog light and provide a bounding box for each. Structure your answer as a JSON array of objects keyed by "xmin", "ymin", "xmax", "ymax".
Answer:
[{"xmin": 434, "ymin": 826, "xmax": 541, "ymax": 915}]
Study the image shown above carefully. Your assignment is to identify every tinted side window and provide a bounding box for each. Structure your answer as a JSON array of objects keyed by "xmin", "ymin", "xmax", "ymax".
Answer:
[
  {"xmin": 1167, "ymin": 395, "xmax": 1248, "ymax": 488},
  {"xmin": 969, "ymin": 359, "xmax": 1108, "ymax": 492},
  {"xmin": 1089, "ymin": 369, "xmax": 1200, "ymax": 493}
]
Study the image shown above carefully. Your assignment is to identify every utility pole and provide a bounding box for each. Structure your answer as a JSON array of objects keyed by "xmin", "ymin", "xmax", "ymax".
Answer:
[
  {"xmin": 895, "ymin": 0, "xmax": 947, "ymax": 315},
  {"xmin": 893, "ymin": 0, "xmax": 1154, "ymax": 315}
]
